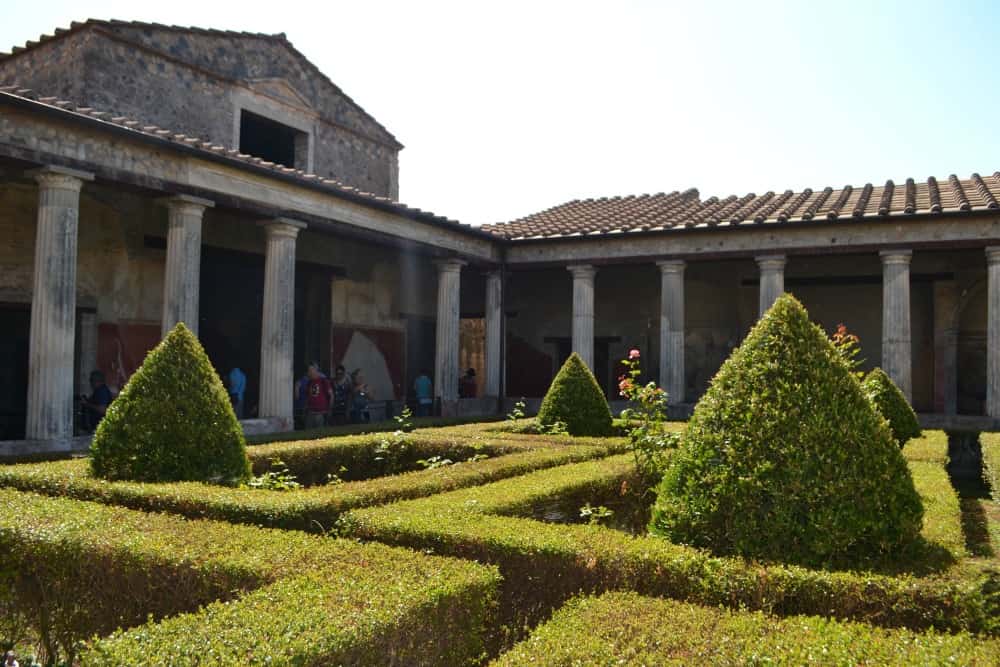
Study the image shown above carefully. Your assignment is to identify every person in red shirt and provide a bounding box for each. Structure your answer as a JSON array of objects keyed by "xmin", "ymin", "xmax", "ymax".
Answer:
[{"xmin": 304, "ymin": 363, "xmax": 333, "ymax": 429}]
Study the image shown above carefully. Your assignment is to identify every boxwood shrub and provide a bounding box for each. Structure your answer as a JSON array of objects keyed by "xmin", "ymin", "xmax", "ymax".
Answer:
[
  {"xmin": 537, "ymin": 353, "xmax": 613, "ymax": 436},
  {"xmin": 981, "ymin": 432, "xmax": 1000, "ymax": 500},
  {"xmin": 341, "ymin": 444, "xmax": 997, "ymax": 637},
  {"xmin": 492, "ymin": 592, "xmax": 1000, "ymax": 666},
  {"xmin": 863, "ymin": 367, "xmax": 923, "ymax": 447},
  {"xmin": 651, "ymin": 293, "xmax": 924, "ymax": 568},
  {"xmin": 1, "ymin": 490, "xmax": 498, "ymax": 665},
  {"xmin": 90, "ymin": 323, "xmax": 251, "ymax": 485}
]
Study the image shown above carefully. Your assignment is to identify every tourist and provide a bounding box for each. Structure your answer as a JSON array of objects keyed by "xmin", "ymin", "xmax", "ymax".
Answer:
[
  {"xmin": 414, "ymin": 369, "xmax": 433, "ymax": 417},
  {"xmin": 81, "ymin": 370, "xmax": 113, "ymax": 432},
  {"xmin": 331, "ymin": 365, "xmax": 351, "ymax": 425},
  {"xmin": 4, "ymin": 650, "xmax": 18, "ymax": 667},
  {"xmin": 228, "ymin": 366, "xmax": 246, "ymax": 419},
  {"xmin": 304, "ymin": 363, "xmax": 333, "ymax": 429},
  {"xmin": 349, "ymin": 369, "xmax": 372, "ymax": 423},
  {"xmin": 459, "ymin": 368, "xmax": 477, "ymax": 398}
]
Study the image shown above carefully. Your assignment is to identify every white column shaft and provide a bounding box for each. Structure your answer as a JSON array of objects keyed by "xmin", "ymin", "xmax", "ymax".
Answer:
[
  {"xmin": 160, "ymin": 195, "xmax": 212, "ymax": 337},
  {"xmin": 434, "ymin": 260, "xmax": 465, "ymax": 402},
  {"xmin": 259, "ymin": 219, "xmax": 303, "ymax": 429},
  {"xmin": 658, "ymin": 260, "xmax": 685, "ymax": 404},
  {"xmin": 26, "ymin": 167, "xmax": 93, "ymax": 440},
  {"xmin": 756, "ymin": 255, "xmax": 786, "ymax": 316},
  {"xmin": 881, "ymin": 250, "xmax": 913, "ymax": 402},
  {"xmin": 569, "ymin": 265, "xmax": 596, "ymax": 369},
  {"xmin": 987, "ymin": 247, "xmax": 1000, "ymax": 417},
  {"xmin": 484, "ymin": 271, "xmax": 503, "ymax": 397}
]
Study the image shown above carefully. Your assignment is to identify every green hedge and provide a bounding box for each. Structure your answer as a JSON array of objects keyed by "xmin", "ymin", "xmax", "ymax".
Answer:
[
  {"xmin": 247, "ymin": 413, "xmax": 506, "ymax": 444},
  {"xmin": 652, "ymin": 294, "xmax": 923, "ymax": 568},
  {"xmin": 863, "ymin": 367, "xmax": 923, "ymax": 447},
  {"xmin": 340, "ymin": 439, "xmax": 997, "ymax": 636},
  {"xmin": 0, "ymin": 437, "xmax": 623, "ymax": 532},
  {"xmin": 1, "ymin": 490, "xmax": 498, "ymax": 665},
  {"xmin": 982, "ymin": 432, "xmax": 1000, "ymax": 500},
  {"xmin": 90, "ymin": 323, "xmax": 251, "ymax": 484},
  {"xmin": 492, "ymin": 592, "xmax": 1000, "ymax": 666},
  {"xmin": 537, "ymin": 353, "xmax": 614, "ymax": 436}
]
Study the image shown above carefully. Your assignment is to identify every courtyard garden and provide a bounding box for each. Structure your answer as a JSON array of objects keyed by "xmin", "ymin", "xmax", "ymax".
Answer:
[{"xmin": 2, "ymin": 300, "xmax": 1000, "ymax": 665}]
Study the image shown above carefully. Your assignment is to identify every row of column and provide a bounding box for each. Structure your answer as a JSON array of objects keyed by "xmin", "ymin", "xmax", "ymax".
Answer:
[
  {"xmin": 23, "ymin": 166, "xmax": 306, "ymax": 439},
  {"xmin": 566, "ymin": 249, "xmax": 1000, "ymax": 415}
]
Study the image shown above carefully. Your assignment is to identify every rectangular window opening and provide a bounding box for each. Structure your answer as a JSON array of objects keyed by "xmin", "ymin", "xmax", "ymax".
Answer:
[{"xmin": 238, "ymin": 110, "xmax": 305, "ymax": 169}]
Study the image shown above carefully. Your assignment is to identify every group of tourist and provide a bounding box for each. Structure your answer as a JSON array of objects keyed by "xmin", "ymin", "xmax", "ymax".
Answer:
[{"xmin": 295, "ymin": 363, "xmax": 373, "ymax": 428}]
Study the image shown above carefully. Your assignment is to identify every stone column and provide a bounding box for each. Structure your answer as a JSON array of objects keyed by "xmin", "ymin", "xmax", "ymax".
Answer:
[
  {"xmin": 657, "ymin": 260, "xmax": 685, "ymax": 404},
  {"xmin": 484, "ymin": 270, "xmax": 503, "ymax": 398},
  {"xmin": 434, "ymin": 259, "xmax": 466, "ymax": 412},
  {"xmin": 258, "ymin": 218, "xmax": 305, "ymax": 430},
  {"xmin": 932, "ymin": 281, "xmax": 958, "ymax": 415},
  {"xmin": 987, "ymin": 247, "xmax": 1000, "ymax": 417},
  {"xmin": 880, "ymin": 250, "xmax": 913, "ymax": 402},
  {"xmin": 159, "ymin": 194, "xmax": 213, "ymax": 337},
  {"xmin": 568, "ymin": 264, "xmax": 597, "ymax": 369},
  {"xmin": 25, "ymin": 166, "xmax": 94, "ymax": 441},
  {"xmin": 756, "ymin": 254, "xmax": 786, "ymax": 316}
]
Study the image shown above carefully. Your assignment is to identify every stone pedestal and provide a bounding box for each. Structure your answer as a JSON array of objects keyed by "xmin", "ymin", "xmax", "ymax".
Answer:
[
  {"xmin": 756, "ymin": 254, "xmax": 786, "ymax": 316},
  {"xmin": 434, "ymin": 259, "xmax": 466, "ymax": 413},
  {"xmin": 484, "ymin": 271, "xmax": 503, "ymax": 398},
  {"xmin": 258, "ymin": 218, "xmax": 305, "ymax": 431},
  {"xmin": 987, "ymin": 247, "xmax": 1000, "ymax": 417},
  {"xmin": 657, "ymin": 260, "xmax": 685, "ymax": 404},
  {"xmin": 932, "ymin": 281, "xmax": 959, "ymax": 415},
  {"xmin": 25, "ymin": 166, "xmax": 94, "ymax": 441},
  {"xmin": 880, "ymin": 250, "xmax": 913, "ymax": 402},
  {"xmin": 159, "ymin": 194, "xmax": 213, "ymax": 337},
  {"xmin": 568, "ymin": 264, "xmax": 597, "ymax": 369}
]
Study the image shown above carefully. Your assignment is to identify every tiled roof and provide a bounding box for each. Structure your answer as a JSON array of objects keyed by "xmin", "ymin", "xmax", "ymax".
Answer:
[
  {"xmin": 0, "ymin": 19, "xmax": 401, "ymax": 148},
  {"xmin": 484, "ymin": 176, "xmax": 1000, "ymax": 240},
  {"xmin": 0, "ymin": 87, "xmax": 489, "ymax": 239}
]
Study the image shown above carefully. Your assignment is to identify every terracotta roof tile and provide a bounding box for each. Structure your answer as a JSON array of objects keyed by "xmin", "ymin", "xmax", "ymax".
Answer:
[
  {"xmin": 484, "ymin": 172, "xmax": 1000, "ymax": 240},
  {"xmin": 0, "ymin": 86, "xmax": 487, "ymax": 238}
]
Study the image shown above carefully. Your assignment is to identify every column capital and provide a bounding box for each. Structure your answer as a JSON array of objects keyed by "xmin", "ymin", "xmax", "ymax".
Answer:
[
  {"xmin": 656, "ymin": 259, "xmax": 686, "ymax": 275},
  {"xmin": 879, "ymin": 249, "xmax": 913, "ymax": 265},
  {"xmin": 157, "ymin": 193, "xmax": 215, "ymax": 215},
  {"xmin": 986, "ymin": 246, "xmax": 1000, "ymax": 265},
  {"xmin": 755, "ymin": 254, "xmax": 786, "ymax": 271},
  {"xmin": 567, "ymin": 264, "xmax": 597, "ymax": 280},
  {"xmin": 27, "ymin": 165, "xmax": 94, "ymax": 191},
  {"xmin": 434, "ymin": 258, "xmax": 467, "ymax": 274},
  {"xmin": 260, "ymin": 217, "xmax": 306, "ymax": 239}
]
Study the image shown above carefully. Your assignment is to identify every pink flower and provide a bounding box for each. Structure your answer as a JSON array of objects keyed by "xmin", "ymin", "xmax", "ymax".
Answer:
[
  {"xmin": 618, "ymin": 378, "xmax": 633, "ymax": 395},
  {"xmin": 628, "ymin": 349, "xmax": 641, "ymax": 360}
]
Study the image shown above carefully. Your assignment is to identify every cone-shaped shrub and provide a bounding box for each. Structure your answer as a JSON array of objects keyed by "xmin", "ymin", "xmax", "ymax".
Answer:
[
  {"xmin": 537, "ymin": 352, "xmax": 613, "ymax": 436},
  {"xmin": 862, "ymin": 367, "xmax": 922, "ymax": 448},
  {"xmin": 90, "ymin": 323, "xmax": 251, "ymax": 484},
  {"xmin": 650, "ymin": 294, "xmax": 923, "ymax": 568}
]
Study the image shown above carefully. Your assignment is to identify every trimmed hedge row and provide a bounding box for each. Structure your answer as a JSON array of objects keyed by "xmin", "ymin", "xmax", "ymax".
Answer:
[
  {"xmin": 341, "ymin": 440, "xmax": 998, "ymax": 636},
  {"xmin": 982, "ymin": 432, "xmax": 1000, "ymax": 500},
  {"xmin": 1, "ymin": 490, "xmax": 498, "ymax": 665},
  {"xmin": 246, "ymin": 413, "xmax": 506, "ymax": 444},
  {"xmin": 0, "ymin": 442, "xmax": 622, "ymax": 533},
  {"xmin": 492, "ymin": 592, "xmax": 1000, "ymax": 666}
]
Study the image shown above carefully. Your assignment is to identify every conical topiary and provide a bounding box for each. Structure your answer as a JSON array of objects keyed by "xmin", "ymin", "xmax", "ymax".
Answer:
[
  {"xmin": 90, "ymin": 323, "xmax": 251, "ymax": 484},
  {"xmin": 862, "ymin": 367, "xmax": 922, "ymax": 448},
  {"xmin": 537, "ymin": 352, "xmax": 613, "ymax": 436},
  {"xmin": 650, "ymin": 294, "xmax": 923, "ymax": 568}
]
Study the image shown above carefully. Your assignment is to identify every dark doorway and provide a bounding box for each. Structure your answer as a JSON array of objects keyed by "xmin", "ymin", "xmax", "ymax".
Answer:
[
  {"xmin": 544, "ymin": 336, "xmax": 620, "ymax": 398},
  {"xmin": 239, "ymin": 110, "xmax": 301, "ymax": 169},
  {"xmin": 199, "ymin": 246, "xmax": 265, "ymax": 416},
  {"xmin": 0, "ymin": 305, "xmax": 30, "ymax": 439},
  {"xmin": 405, "ymin": 315, "xmax": 436, "ymax": 401},
  {"xmin": 295, "ymin": 264, "xmax": 334, "ymax": 374}
]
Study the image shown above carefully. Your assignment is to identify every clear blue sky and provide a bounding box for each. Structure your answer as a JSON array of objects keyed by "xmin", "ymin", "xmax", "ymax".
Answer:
[{"xmin": 3, "ymin": 1, "xmax": 999, "ymax": 225}]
